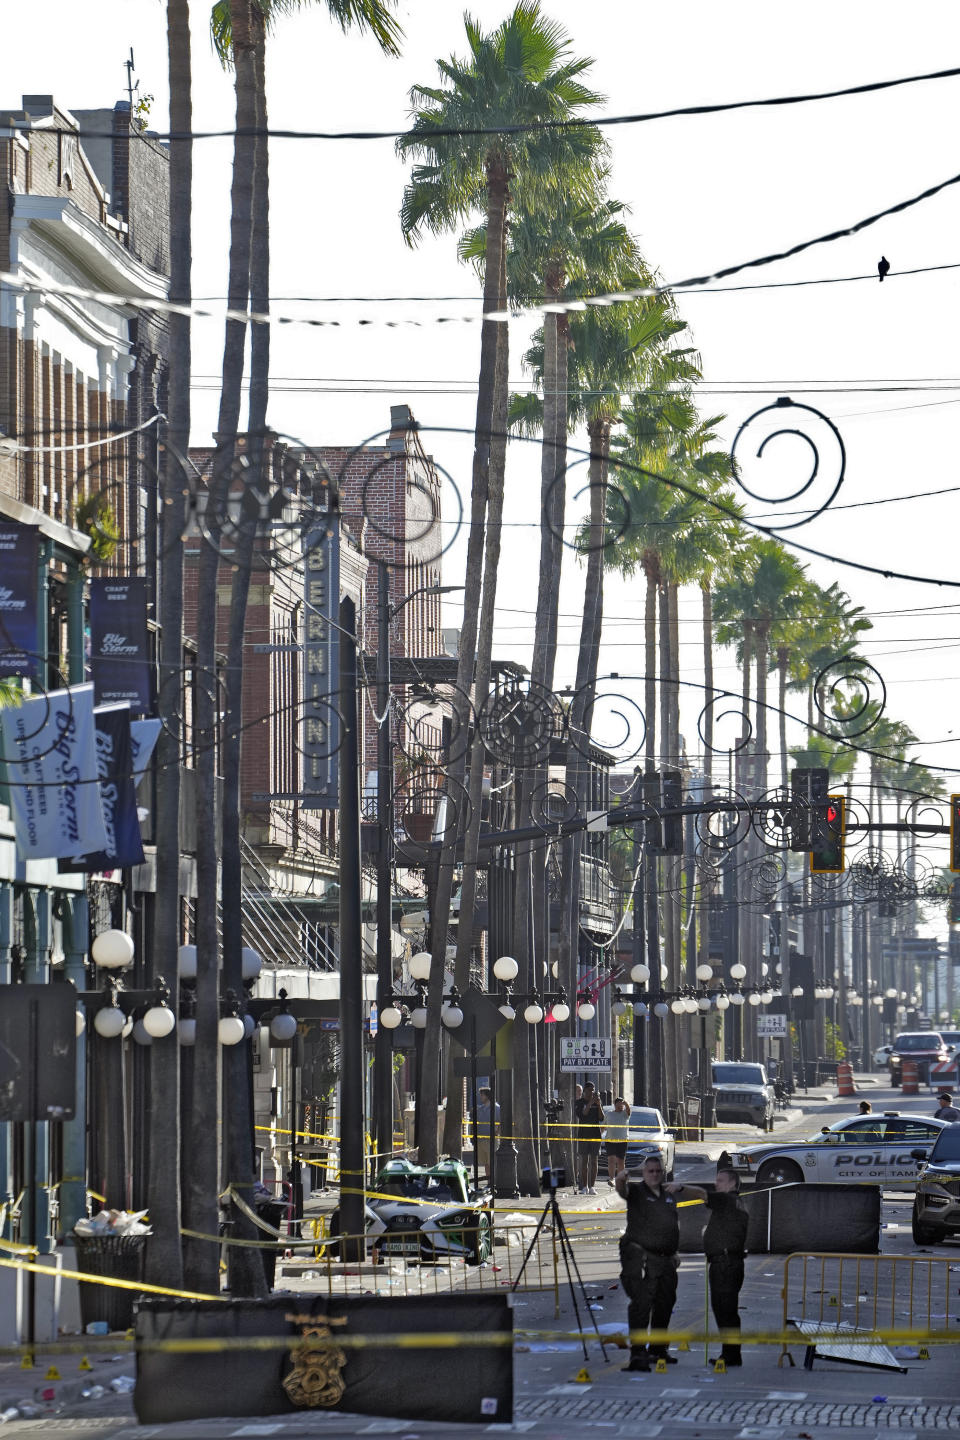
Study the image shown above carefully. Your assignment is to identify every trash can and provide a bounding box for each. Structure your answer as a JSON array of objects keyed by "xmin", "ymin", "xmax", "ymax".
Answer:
[{"xmin": 73, "ymin": 1233, "xmax": 147, "ymax": 1332}]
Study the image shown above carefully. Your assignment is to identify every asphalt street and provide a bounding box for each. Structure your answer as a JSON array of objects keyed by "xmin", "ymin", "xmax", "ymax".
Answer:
[{"xmin": 1, "ymin": 1073, "xmax": 957, "ymax": 1438}]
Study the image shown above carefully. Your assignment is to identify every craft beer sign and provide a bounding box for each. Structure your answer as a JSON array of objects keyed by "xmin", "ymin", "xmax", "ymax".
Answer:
[{"xmin": 300, "ymin": 517, "xmax": 340, "ymax": 808}]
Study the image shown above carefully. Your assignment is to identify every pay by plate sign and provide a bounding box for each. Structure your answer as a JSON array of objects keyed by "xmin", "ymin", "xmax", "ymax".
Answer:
[
  {"xmin": 560, "ymin": 1036, "xmax": 612, "ymax": 1072},
  {"xmin": 756, "ymin": 1013, "xmax": 788, "ymax": 1037}
]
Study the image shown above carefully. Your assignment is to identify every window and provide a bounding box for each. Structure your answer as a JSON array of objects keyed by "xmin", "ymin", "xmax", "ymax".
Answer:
[
  {"xmin": 837, "ymin": 1118, "xmax": 889, "ymax": 1141},
  {"xmin": 886, "ymin": 1118, "xmax": 941, "ymax": 1143}
]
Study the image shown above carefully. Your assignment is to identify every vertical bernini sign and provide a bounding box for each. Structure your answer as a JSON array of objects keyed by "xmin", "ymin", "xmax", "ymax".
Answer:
[{"xmin": 301, "ymin": 516, "xmax": 340, "ymax": 808}]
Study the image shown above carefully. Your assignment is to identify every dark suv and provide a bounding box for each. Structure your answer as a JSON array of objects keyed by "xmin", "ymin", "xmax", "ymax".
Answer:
[
  {"xmin": 711, "ymin": 1061, "xmax": 775, "ymax": 1131},
  {"xmin": 889, "ymin": 1031, "xmax": 948, "ymax": 1087},
  {"xmin": 912, "ymin": 1124, "xmax": 960, "ymax": 1245}
]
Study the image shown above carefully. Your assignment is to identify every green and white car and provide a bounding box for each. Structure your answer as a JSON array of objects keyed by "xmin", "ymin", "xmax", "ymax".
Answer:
[{"xmin": 729, "ymin": 1112, "xmax": 949, "ymax": 1189}]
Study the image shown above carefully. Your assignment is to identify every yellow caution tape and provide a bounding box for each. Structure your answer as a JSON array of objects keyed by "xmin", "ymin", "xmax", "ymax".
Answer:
[
  {"xmin": 0, "ymin": 1236, "xmax": 39, "ymax": 1257},
  {"xmin": 0, "ymin": 1254, "xmax": 222, "ymax": 1304},
  {"xmin": 0, "ymin": 1321, "xmax": 955, "ymax": 1364}
]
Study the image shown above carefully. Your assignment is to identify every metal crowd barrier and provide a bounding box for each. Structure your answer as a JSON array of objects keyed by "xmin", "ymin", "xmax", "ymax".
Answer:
[{"xmin": 780, "ymin": 1250, "xmax": 960, "ymax": 1359}]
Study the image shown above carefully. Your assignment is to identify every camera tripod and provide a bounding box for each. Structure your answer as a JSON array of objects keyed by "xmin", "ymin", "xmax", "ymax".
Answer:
[{"xmin": 511, "ymin": 1187, "xmax": 610, "ymax": 1363}]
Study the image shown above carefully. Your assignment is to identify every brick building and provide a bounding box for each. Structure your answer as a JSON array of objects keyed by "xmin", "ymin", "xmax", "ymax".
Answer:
[
  {"xmin": 0, "ymin": 93, "xmax": 171, "ymax": 1259},
  {"xmin": 0, "ymin": 97, "xmax": 169, "ymax": 587},
  {"xmin": 319, "ymin": 403, "xmax": 447, "ymax": 803}
]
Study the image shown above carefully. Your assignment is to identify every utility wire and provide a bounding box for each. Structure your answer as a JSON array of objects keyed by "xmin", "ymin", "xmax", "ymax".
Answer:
[{"xmin": 64, "ymin": 62, "xmax": 960, "ymax": 143}]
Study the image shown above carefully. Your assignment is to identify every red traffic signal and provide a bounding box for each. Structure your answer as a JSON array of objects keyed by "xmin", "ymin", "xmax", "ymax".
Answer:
[{"xmin": 810, "ymin": 794, "xmax": 845, "ymax": 874}]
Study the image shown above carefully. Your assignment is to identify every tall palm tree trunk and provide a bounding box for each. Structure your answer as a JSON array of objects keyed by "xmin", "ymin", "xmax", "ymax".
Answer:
[
  {"xmin": 219, "ymin": 5, "xmax": 269, "ymax": 1298},
  {"xmin": 148, "ymin": 0, "xmax": 192, "ymax": 1294},
  {"xmin": 444, "ymin": 301, "xmax": 509, "ymax": 1158},
  {"xmin": 659, "ymin": 581, "xmax": 679, "ymax": 1117},
  {"xmin": 419, "ymin": 160, "xmax": 507, "ymax": 1162}
]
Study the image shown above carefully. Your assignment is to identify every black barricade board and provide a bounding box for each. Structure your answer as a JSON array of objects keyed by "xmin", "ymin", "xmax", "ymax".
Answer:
[
  {"xmin": 134, "ymin": 1291, "xmax": 513, "ymax": 1425},
  {"xmin": 677, "ymin": 1183, "xmax": 881, "ymax": 1254}
]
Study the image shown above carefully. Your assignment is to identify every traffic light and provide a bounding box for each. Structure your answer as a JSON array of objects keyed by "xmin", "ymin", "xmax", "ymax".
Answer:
[
  {"xmin": 950, "ymin": 879, "xmax": 960, "ymax": 926},
  {"xmin": 660, "ymin": 769, "xmax": 683, "ymax": 855},
  {"xmin": 950, "ymin": 794, "xmax": 960, "ymax": 872},
  {"xmin": 641, "ymin": 770, "xmax": 683, "ymax": 855},
  {"xmin": 790, "ymin": 767, "xmax": 827, "ymax": 851},
  {"xmin": 810, "ymin": 795, "xmax": 845, "ymax": 874}
]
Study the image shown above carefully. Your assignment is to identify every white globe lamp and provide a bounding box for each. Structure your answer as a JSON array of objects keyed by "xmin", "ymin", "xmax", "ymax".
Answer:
[
  {"xmin": 493, "ymin": 955, "xmax": 519, "ymax": 983},
  {"xmin": 409, "ymin": 951, "xmax": 432, "ymax": 982},
  {"xmin": 92, "ymin": 929, "xmax": 134, "ymax": 971},
  {"xmin": 94, "ymin": 1004, "xmax": 125, "ymax": 1038},
  {"xmin": 241, "ymin": 947, "xmax": 263, "ymax": 981},
  {"xmin": 178, "ymin": 944, "xmax": 198, "ymax": 980},
  {"xmin": 218, "ymin": 1014, "xmax": 245, "ymax": 1045},
  {"xmin": 144, "ymin": 1002, "xmax": 176, "ymax": 1039}
]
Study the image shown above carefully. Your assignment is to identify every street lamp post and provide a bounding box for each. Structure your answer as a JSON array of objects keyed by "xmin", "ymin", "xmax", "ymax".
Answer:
[{"xmin": 373, "ymin": 571, "xmax": 463, "ymax": 1173}]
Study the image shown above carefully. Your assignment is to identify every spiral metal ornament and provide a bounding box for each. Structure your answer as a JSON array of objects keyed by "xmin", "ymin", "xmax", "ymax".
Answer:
[
  {"xmin": 0, "ymin": 662, "xmax": 71, "ymax": 762},
  {"xmin": 922, "ymin": 877, "xmax": 949, "ymax": 905},
  {"xmin": 902, "ymin": 797, "xmax": 947, "ymax": 842},
  {"xmin": 565, "ymin": 681, "xmax": 647, "ymax": 765},
  {"xmin": 694, "ymin": 788, "xmax": 750, "ymax": 852},
  {"xmin": 529, "ymin": 778, "xmax": 580, "ymax": 830},
  {"xmin": 876, "ymin": 872, "xmax": 913, "ymax": 915},
  {"xmin": 393, "ymin": 773, "xmax": 471, "ymax": 863},
  {"xmin": 479, "ymin": 679, "xmax": 567, "ymax": 768},
  {"xmin": 344, "ymin": 424, "xmax": 463, "ymax": 570},
  {"xmin": 187, "ymin": 432, "xmax": 339, "ymax": 572},
  {"xmin": 892, "ymin": 850, "xmax": 935, "ymax": 891},
  {"xmin": 840, "ymin": 794, "xmax": 871, "ymax": 850},
  {"xmin": 544, "ymin": 456, "xmax": 632, "ymax": 555},
  {"xmin": 848, "ymin": 851, "xmax": 890, "ymax": 900},
  {"xmin": 394, "ymin": 680, "xmax": 476, "ymax": 771},
  {"xmin": 730, "ymin": 397, "xmax": 846, "ymax": 529},
  {"xmin": 815, "ymin": 655, "xmax": 886, "ymax": 739},
  {"xmin": 750, "ymin": 787, "xmax": 795, "ymax": 849},
  {"xmin": 693, "ymin": 851, "xmax": 724, "ymax": 890},
  {"xmin": 697, "ymin": 693, "xmax": 753, "ymax": 763},
  {"xmin": 743, "ymin": 855, "xmax": 787, "ymax": 903}
]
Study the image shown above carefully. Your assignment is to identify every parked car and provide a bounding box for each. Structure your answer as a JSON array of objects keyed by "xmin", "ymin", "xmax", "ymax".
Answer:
[
  {"xmin": 938, "ymin": 1030, "xmax": 960, "ymax": 1056},
  {"xmin": 328, "ymin": 1158, "xmax": 493, "ymax": 1264},
  {"xmin": 872, "ymin": 1042, "xmax": 894, "ymax": 1069},
  {"xmin": 888, "ymin": 1031, "xmax": 949, "ymax": 1087},
  {"xmin": 598, "ymin": 1106, "xmax": 675, "ymax": 1178},
  {"xmin": 728, "ymin": 1111, "xmax": 948, "ymax": 1189},
  {"xmin": 711, "ymin": 1061, "xmax": 776, "ymax": 1131},
  {"xmin": 911, "ymin": 1123, "xmax": 960, "ymax": 1245}
]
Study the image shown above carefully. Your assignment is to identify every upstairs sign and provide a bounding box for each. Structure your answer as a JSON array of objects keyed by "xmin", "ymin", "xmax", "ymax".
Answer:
[{"xmin": 300, "ymin": 516, "xmax": 340, "ymax": 808}]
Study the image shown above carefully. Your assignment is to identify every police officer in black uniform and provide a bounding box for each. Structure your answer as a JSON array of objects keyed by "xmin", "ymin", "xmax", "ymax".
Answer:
[
  {"xmin": 615, "ymin": 1155, "xmax": 704, "ymax": 1371},
  {"xmin": 704, "ymin": 1167, "xmax": 749, "ymax": 1366}
]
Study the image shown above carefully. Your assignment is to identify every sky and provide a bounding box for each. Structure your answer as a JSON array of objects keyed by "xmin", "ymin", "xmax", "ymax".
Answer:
[{"xmin": 6, "ymin": 0, "xmax": 960, "ymax": 908}]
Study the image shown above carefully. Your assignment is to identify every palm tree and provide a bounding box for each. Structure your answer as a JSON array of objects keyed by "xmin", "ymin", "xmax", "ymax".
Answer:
[
  {"xmin": 145, "ymin": 0, "xmax": 193, "ymax": 1296},
  {"xmin": 204, "ymin": 0, "xmax": 402, "ymax": 1287},
  {"xmin": 398, "ymin": 3, "xmax": 602, "ymax": 1163},
  {"xmin": 785, "ymin": 581, "xmax": 872, "ymax": 735}
]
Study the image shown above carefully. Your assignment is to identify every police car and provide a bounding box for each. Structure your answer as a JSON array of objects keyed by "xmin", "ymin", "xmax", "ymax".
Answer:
[{"xmin": 728, "ymin": 1112, "xmax": 949, "ymax": 1189}]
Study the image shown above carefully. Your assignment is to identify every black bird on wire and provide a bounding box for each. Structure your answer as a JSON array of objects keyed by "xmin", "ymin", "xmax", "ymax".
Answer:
[{"xmin": 878, "ymin": 255, "xmax": 890, "ymax": 282}]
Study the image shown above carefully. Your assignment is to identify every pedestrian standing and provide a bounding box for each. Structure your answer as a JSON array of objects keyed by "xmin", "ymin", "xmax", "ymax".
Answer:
[
  {"xmin": 858, "ymin": 1100, "xmax": 872, "ymax": 1115},
  {"xmin": 603, "ymin": 1096, "xmax": 631, "ymax": 1185},
  {"xmin": 575, "ymin": 1082, "xmax": 605, "ymax": 1194},
  {"xmin": 475, "ymin": 1087, "xmax": 500, "ymax": 1180},
  {"xmin": 704, "ymin": 1167, "xmax": 748, "ymax": 1367},
  {"xmin": 615, "ymin": 1155, "xmax": 703, "ymax": 1370},
  {"xmin": 934, "ymin": 1091, "xmax": 960, "ymax": 1122}
]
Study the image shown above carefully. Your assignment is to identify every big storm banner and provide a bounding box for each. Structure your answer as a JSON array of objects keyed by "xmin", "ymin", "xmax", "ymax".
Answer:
[
  {"xmin": 89, "ymin": 576, "xmax": 153, "ymax": 713},
  {"xmin": 0, "ymin": 523, "xmax": 39, "ymax": 678},
  {"xmin": 59, "ymin": 703, "xmax": 145, "ymax": 873},
  {"xmin": 0, "ymin": 683, "xmax": 107, "ymax": 860}
]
